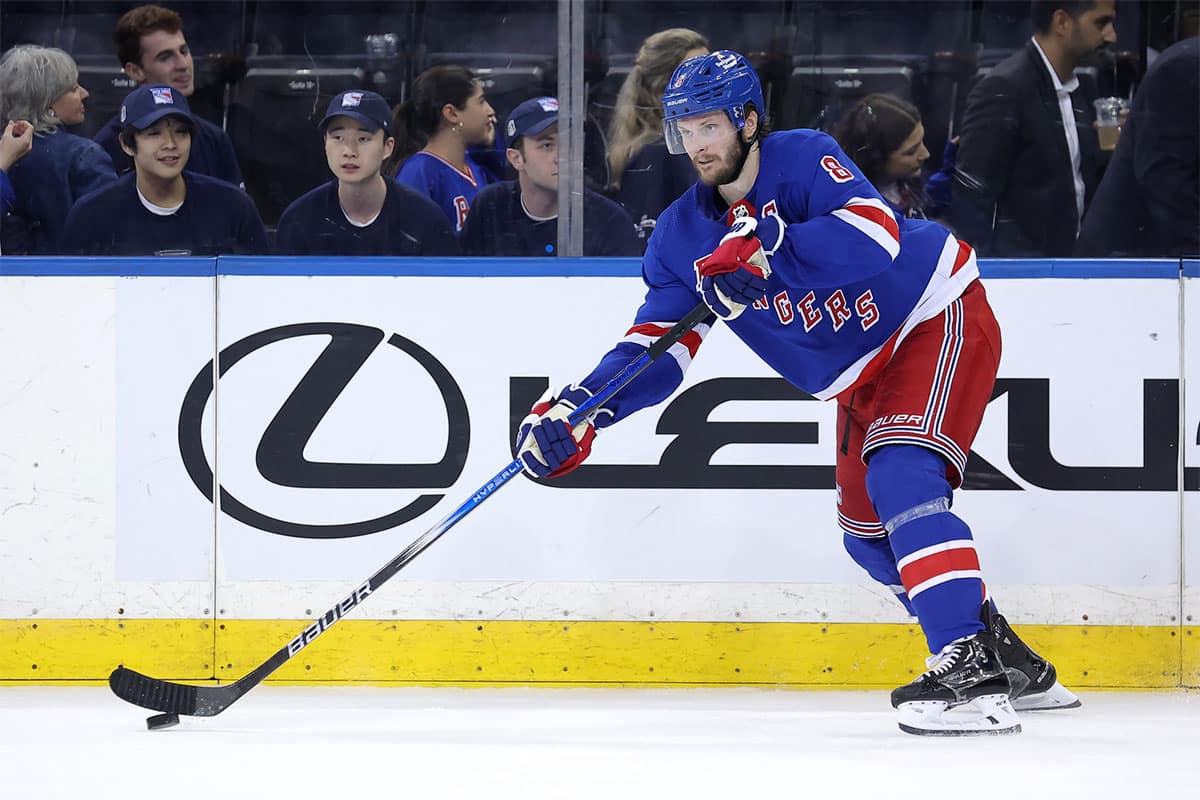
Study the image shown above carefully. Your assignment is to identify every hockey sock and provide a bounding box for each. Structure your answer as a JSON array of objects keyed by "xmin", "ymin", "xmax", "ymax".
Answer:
[
  {"xmin": 865, "ymin": 445, "xmax": 985, "ymax": 653},
  {"xmin": 842, "ymin": 533, "xmax": 916, "ymax": 616}
]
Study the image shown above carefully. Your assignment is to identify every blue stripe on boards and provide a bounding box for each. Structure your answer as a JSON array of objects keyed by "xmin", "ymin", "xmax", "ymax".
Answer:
[{"xmin": 0, "ymin": 256, "xmax": 216, "ymax": 276}]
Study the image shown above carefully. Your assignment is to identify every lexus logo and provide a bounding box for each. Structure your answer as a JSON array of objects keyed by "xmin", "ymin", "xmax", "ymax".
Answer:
[{"xmin": 178, "ymin": 323, "xmax": 469, "ymax": 538}]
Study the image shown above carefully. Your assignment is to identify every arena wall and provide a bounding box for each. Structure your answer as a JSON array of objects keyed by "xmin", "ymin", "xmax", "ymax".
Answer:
[{"xmin": 1, "ymin": 257, "xmax": 1196, "ymax": 688}]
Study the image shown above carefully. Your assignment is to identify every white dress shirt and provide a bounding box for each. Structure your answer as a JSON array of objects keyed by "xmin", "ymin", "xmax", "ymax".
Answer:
[{"xmin": 1031, "ymin": 37, "xmax": 1085, "ymax": 222}]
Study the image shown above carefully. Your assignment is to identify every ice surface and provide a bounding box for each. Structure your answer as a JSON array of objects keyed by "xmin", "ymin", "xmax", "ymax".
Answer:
[{"xmin": 1, "ymin": 686, "xmax": 1196, "ymax": 799}]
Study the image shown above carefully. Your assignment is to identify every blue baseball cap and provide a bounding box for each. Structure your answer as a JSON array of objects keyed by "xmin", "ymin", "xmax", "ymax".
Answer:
[
  {"xmin": 505, "ymin": 96, "xmax": 558, "ymax": 147},
  {"xmin": 320, "ymin": 90, "xmax": 393, "ymax": 134},
  {"xmin": 119, "ymin": 84, "xmax": 195, "ymax": 130}
]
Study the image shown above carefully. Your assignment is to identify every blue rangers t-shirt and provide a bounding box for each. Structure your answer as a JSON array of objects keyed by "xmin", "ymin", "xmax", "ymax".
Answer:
[{"xmin": 395, "ymin": 151, "xmax": 494, "ymax": 234}]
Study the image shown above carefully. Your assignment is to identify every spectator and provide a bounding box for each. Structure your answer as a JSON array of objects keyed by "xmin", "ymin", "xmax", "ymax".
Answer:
[
  {"xmin": 951, "ymin": 0, "xmax": 1117, "ymax": 256},
  {"xmin": 0, "ymin": 45, "xmax": 117, "ymax": 254},
  {"xmin": 0, "ymin": 120, "xmax": 34, "ymax": 216},
  {"xmin": 390, "ymin": 65, "xmax": 498, "ymax": 234},
  {"xmin": 1076, "ymin": 36, "xmax": 1199, "ymax": 257},
  {"xmin": 832, "ymin": 94, "xmax": 956, "ymax": 220},
  {"xmin": 0, "ymin": 119, "xmax": 34, "ymax": 256},
  {"xmin": 275, "ymin": 91, "xmax": 458, "ymax": 256},
  {"xmin": 461, "ymin": 97, "xmax": 638, "ymax": 257},
  {"xmin": 606, "ymin": 28, "xmax": 709, "ymax": 247},
  {"xmin": 94, "ymin": 4, "xmax": 243, "ymax": 187},
  {"xmin": 60, "ymin": 85, "xmax": 267, "ymax": 256}
]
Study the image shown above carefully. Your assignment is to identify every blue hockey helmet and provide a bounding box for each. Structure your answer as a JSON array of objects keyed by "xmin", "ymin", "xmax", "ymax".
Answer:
[{"xmin": 662, "ymin": 50, "xmax": 765, "ymax": 154}]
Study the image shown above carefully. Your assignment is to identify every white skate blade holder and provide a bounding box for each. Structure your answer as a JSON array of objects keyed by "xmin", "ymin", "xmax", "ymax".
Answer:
[
  {"xmin": 897, "ymin": 693, "xmax": 1022, "ymax": 736},
  {"xmin": 1012, "ymin": 681, "xmax": 1081, "ymax": 712}
]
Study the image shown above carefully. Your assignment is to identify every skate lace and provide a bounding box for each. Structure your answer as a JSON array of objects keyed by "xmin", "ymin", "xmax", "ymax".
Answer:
[{"xmin": 923, "ymin": 638, "xmax": 970, "ymax": 677}]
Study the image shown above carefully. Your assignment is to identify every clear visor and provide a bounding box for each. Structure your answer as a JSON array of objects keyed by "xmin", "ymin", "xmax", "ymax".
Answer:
[{"xmin": 663, "ymin": 114, "xmax": 737, "ymax": 155}]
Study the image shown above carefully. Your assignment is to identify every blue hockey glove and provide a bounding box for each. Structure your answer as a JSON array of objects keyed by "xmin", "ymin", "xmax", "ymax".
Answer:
[
  {"xmin": 515, "ymin": 385, "xmax": 599, "ymax": 478},
  {"xmin": 694, "ymin": 215, "xmax": 777, "ymax": 320}
]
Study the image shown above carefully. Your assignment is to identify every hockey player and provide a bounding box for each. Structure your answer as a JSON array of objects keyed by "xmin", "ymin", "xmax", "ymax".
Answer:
[
  {"xmin": 275, "ymin": 90, "xmax": 458, "ymax": 256},
  {"xmin": 391, "ymin": 65, "xmax": 498, "ymax": 233},
  {"xmin": 61, "ymin": 85, "xmax": 267, "ymax": 256},
  {"xmin": 514, "ymin": 51, "xmax": 1079, "ymax": 736}
]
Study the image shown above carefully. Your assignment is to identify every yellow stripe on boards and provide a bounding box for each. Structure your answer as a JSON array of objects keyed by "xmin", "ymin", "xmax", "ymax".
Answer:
[
  {"xmin": 0, "ymin": 619, "xmax": 213, "ymax": 680},
  {"xmin": 0, "ymin": 619, "xmax": 1187, "ymax": 687},
  {"xmin": 1183, "ymin": 626, "xmax": 1199, "ymax": 685}
]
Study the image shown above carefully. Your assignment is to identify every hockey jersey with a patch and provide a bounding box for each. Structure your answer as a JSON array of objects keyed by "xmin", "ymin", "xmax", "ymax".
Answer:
[
  {"xmin": 396, "ymin": 151, "xmax": 495, "ymax": 234},
  {"xmin": 573, "ymin": 128, "xmax": 979, "ymax": 424}
]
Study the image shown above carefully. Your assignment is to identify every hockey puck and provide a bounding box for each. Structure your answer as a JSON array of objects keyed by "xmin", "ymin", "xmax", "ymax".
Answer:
[{"xmin": 146, "ymin": 713, "xmax": 180, "ymax": 730}]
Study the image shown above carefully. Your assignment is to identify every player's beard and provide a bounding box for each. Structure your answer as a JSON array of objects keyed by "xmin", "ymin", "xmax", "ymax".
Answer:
[{"xmin": 696, "ymin": 134, "xmax": 753, "ymax": 187}]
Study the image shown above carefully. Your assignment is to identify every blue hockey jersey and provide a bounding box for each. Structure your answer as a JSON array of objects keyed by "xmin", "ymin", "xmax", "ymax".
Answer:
[
  {"xmin": 574, "ymin": 128, "xmax": 980, "ymax": 425},
  {"xmin": 396, "ymin": 151, "xmax": 495, "ymax": 234}
]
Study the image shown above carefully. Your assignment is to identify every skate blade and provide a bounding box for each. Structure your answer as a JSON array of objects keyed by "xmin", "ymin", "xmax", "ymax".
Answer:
[
  {"xmin": 897, "ymin": 693, "xmax": 1022, "ymax": 737},
  {"xmin": 1012, "ymin": 681, "xmax": 1081, "ymax": 712}
]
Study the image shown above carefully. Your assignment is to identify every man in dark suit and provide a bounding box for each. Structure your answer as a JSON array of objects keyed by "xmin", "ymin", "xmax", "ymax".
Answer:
[
  {"xmin": 951, "ymin": 1, "xmax": 1117, "ymax": 257},
  {"xmin": 1076, "ymin": 36, "xmax": 1199, "ymax": 257}
]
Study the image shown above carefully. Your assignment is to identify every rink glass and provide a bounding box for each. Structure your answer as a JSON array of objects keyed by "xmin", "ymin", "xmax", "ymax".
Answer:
[{"xmin": 0, "ymin": 0, "xmax": 1159, "ymax": 254}]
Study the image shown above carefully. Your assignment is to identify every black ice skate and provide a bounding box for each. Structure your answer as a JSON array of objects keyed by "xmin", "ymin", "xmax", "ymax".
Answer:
[
  {"xmin": 985, "ymin": 607, "xmax": 1081, "ymax": 711},
  {"xmin": 891, "ymin": 632, "xmax": 1021, "ymax": 736}
]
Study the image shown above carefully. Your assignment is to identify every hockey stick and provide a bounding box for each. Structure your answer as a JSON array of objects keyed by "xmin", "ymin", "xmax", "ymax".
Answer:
[{"xmin": 109, "ymin": 301, "xmax": 712, "ymax": 720}]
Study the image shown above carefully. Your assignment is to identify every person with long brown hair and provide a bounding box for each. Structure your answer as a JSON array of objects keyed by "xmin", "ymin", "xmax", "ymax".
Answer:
[
  {"xmin": 390, "ymin": 64, "xmax": 498, "ymax": 234},
  {"xmin": 832, "ymin": 93, "xmax": 934, "ymax": 218},
  {"xmin": 606, "ymin": 28, "xmax": 708, "ymax": 246}
]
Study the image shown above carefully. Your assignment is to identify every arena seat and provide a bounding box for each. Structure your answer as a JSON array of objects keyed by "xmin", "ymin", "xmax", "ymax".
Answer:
[{"xmin": 781, "ymin": 54, "xmax": 923, "ymax": 132}]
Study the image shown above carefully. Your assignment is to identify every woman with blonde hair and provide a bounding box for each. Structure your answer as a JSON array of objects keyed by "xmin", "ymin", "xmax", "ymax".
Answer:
[
  {"xmin": 606, "ymin": 28, "xmax": 708, "ymax": 247},
  {"xmin": 0, "ymin": 45, "xmax": 116, "ymax": 253}
]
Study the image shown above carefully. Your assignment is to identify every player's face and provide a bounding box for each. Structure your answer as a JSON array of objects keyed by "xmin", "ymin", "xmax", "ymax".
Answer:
[
  {"xmin": 50, "ymin": 81, "xmax": 89, "ymax": 127},
  {"xmin": 458, "ymin": 82, "xmax": 496, "ymax": 147},
  {"xmin": 324, "ymin": 118, "xmax": 395, "ymax": 184},
  {"xmin": 883, "ymin": 122, "xmax": 929, "ymax": 181},
  {"xmin": 129, "ymin": 30, "xmax": 194, "ymax": 96},
  {"xmin": 513, "ymin": 125, "xmax": 558, "ymax": 193},
  {"xmin": 130, "ymin": 116, "xmax": 193, "ymax": 181},
  {"xmin": 1067, "ymin": 0, "xmax": 1116, "ymax": 66},
  {"xmin": 677, "ymin": 111, "xmax": 746, "ymax": 187}
]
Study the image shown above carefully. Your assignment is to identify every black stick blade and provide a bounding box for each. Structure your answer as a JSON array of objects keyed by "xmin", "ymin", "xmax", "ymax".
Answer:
[{"xmin": 109, "ymin": 667, "xmax": 199, "ymax": 715}]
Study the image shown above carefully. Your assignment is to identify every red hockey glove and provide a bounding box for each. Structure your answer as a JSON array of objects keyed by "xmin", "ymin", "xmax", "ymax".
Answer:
[
  {"xmin": 514, "ymin": 385, "xmax": 598, "ymax": 478},
  {"xmin": 694, "ymin": 216, "xmax": 773, "ymax": 320}
]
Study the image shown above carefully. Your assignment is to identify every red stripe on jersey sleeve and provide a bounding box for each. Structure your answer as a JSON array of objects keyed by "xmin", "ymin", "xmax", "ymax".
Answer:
[
  {"xmin": 844, "ymin": 202, "xmax": 900, "ymax": 244},
  {"xmin": 677, "ymin": 330, "xmax": 703, "ymax": 358},
  {"xmin": 626, "ymin": 322, "xmax": 671, "ymax": 338}
]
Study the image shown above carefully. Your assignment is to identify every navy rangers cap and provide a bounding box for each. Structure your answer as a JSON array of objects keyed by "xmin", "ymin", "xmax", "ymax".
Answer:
[
  {"xmin": 320, "ymin": 90, "xmax": 393, "ymax": 134},
  {"xmin": 506, "ymin": 96, "xmax": 558, "ymax": 146},
  {"xmin": 119, "ymin": 84, "xmax": 196, "ymax": 130}
]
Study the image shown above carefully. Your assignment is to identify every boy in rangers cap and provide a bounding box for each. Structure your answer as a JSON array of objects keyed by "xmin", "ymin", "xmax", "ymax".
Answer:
[
  {"xmin": 460, "ymin": 96, "xmax": 638, "ymax": 256},
  {"xmin": 275, "ymin": 90, "xmax": 457, "ymax": 256},
  {"xmin": 61, "ymin": 84, "xmax": 267, "ymax": 255}
]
